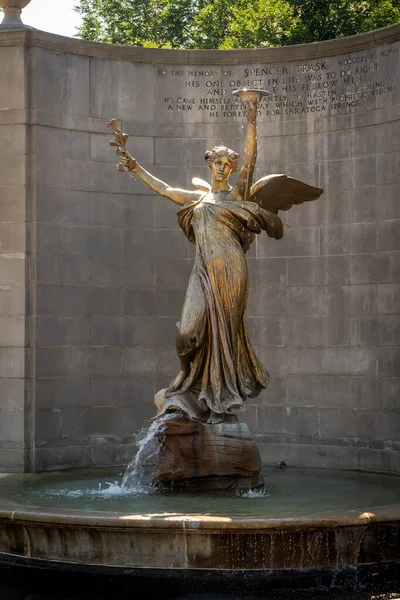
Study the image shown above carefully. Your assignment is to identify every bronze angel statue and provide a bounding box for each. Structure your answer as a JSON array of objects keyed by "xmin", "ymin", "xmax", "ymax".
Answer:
[{"xmin": 108, "ymin": 89, "xmax": 323, "ymax": 426}]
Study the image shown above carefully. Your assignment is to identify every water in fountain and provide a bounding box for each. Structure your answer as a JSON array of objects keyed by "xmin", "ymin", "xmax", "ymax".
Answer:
[{"xmin": 120, "ymin": 411, "xmax": 179, "ymax": 492}]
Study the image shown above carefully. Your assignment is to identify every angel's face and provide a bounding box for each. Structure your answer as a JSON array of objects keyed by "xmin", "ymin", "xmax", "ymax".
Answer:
[{"xmin": 210, "ymin": 156, "xmax": 232, "ymax": 182}]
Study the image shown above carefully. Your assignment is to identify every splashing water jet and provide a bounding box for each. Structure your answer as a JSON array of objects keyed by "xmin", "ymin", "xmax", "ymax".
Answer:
[{"xmin": 121, "ymin": 412, "xmax": 180, "ymax": 492}]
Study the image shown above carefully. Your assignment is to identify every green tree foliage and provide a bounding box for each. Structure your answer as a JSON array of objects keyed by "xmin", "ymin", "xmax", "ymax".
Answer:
[
  {"xmin": 288, "ymin": 0, "xmax": 400, "ymax": 44},
  {"xmin": 74, "ymin": 0, "xmax": 207, "ymax": 47},
  {"xmin": 190, "ymin": 0, "xmax": 299, "ymax": 48},
  {"xmin": 74, "ymin": 0, "xmax": 400, "ymax": 48}
]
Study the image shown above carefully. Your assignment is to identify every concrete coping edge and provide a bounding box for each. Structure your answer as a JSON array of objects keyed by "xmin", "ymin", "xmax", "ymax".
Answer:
[{"xmin": 0, "ymin": 23, "xmax": 399, "ymax": 64}]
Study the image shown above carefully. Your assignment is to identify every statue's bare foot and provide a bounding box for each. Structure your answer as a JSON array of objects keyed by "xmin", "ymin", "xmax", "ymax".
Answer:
[
  {"xmin": 168, "ymin": 370, "xmax": 188, "ymax": 392},
  {"xmin": 207, "ymin": 411, "xmax": 224, "ymax": 424}
]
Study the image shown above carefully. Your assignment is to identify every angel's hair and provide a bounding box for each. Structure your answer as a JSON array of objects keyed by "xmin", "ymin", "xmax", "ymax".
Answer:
[{"xmin": 205, "ymin": 146, "xmax": 239, "ymax": 173}]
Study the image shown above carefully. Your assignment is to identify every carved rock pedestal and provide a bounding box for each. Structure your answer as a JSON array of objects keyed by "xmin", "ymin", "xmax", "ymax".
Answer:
[{"xmin": 154, "ymin": 415, "xmax": 264, "ymax": 492}]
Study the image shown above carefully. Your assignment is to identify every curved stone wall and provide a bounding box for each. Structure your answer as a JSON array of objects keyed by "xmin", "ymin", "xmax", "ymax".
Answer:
[{"xmin": 0, "ymin": 25, "xmax": 399, "ymax": 472}]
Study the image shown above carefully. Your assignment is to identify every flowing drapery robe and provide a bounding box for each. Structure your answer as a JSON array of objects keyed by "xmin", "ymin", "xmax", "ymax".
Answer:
[{"xmin": 158, "ymin": 196, "xmax": 273, "ymax": 421}]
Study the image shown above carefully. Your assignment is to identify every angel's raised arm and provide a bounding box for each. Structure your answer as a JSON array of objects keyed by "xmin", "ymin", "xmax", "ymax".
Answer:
[{"xmin": 233, "ymin": 103, "xmax": 258, "ymax": 201}]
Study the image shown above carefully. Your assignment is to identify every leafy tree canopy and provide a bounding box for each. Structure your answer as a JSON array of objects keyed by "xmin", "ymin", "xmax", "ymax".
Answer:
[{"xmin": 74, "ymin": 0, "xmax": 400, "ymax": 49}]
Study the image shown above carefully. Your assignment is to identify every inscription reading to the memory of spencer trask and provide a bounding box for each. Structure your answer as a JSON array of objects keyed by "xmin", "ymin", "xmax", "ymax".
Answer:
[{"xmin": 157, "ymin": 46, "xmax": 398, "ymax": 119}]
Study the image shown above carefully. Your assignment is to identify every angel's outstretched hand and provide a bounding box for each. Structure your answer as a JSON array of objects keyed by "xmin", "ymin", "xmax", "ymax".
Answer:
[
  {"xmin": 120, "ymin": 153, "xmax": 137, "ymax": 173},
  {"xmin": 107, "ymin": 118, "xmax": 138, "ymax": 175}
]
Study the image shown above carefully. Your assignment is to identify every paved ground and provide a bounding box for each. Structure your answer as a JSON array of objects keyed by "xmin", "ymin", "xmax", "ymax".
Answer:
[
  {"xmin": 0, "ymin": 561, "xmax": 399, "ymax": 600},
  {"xmin": 0, "ymin": 575, "xmax": 399, "ymax": 600}
]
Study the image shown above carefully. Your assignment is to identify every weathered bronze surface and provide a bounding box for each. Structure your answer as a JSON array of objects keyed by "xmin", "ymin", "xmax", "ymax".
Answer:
[{"xmin": 109, "ymin": 90, "xmax": 323, "ymax": 428}]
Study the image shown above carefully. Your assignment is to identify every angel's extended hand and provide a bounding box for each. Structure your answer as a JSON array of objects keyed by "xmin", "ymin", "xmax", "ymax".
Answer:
[
  {"xmin": 120, "ymin": 153, "xmax": 137, "ymax": 173},
  {"xmin": 107, "ymin": 117, "xmax": 200, "ymax": 205},
  {"xmin": 242, "ymin": 99, "xmax": 258, "ymax": 123}
]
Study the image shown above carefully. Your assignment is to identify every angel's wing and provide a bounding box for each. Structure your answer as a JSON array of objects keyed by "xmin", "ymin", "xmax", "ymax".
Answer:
[
  {"xmin": 249, "ymin": 174, "xmax": 323, "ymax": 213},
  {"xmin": 192, "ymin": 177, "xmax": 211, "ymax": 192}
]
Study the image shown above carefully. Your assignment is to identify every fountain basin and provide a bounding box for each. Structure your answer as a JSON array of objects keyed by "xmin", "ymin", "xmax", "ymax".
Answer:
[{"xmin": 0, "ymin": 467, "xmax": 399, "ymax": 573}]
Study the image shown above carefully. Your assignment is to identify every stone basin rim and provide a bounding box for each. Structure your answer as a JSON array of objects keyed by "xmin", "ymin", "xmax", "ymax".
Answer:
[{"xmin": 0, "ymin": 500, "xmax": 399, "ymax": 531}]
